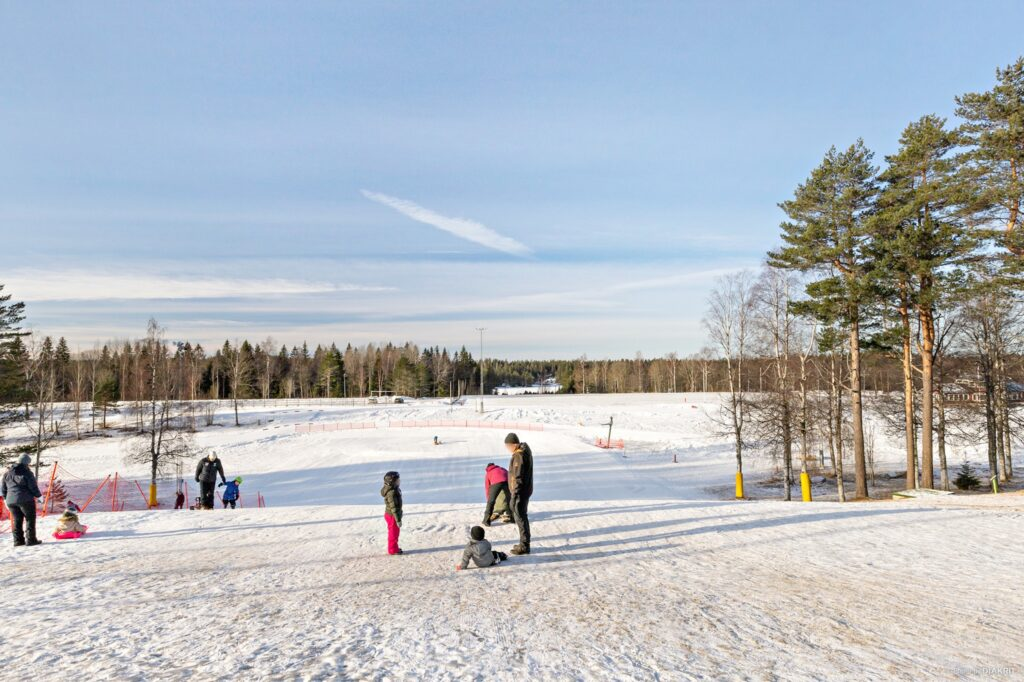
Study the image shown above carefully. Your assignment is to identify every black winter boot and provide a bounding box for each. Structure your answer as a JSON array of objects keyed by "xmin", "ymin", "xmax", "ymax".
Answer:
[{"xmin": 510, "ymin": 544, "xmax": 530, "ymax": 555}]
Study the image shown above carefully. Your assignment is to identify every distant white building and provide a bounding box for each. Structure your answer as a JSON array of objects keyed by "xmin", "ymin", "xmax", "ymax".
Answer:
[{"xmin": 493, "ymin": 378, "xmax": 563, "ymax": 395}]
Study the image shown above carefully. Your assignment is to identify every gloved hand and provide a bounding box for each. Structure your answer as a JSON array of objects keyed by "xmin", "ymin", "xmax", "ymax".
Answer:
[
  {"xmin": 396, "ymin": 519, "xmax": 402, "ymax": 528},
  {"xmin": 455, "ymin": 565, "xmax": 463, "ymax": 571},
  {"xmin": 218, "ymin": 482, "xmax": 224, "ymax": 487}
]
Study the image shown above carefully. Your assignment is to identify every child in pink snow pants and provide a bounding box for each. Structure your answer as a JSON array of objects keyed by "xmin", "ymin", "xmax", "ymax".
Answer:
[{"xmin": 381, "ymin": 471, "xmax": 403, "ymax": 555}]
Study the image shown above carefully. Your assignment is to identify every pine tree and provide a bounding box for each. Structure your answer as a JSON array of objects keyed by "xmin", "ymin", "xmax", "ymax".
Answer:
[
  {"xmin": 873, "ymin": 115, "xmax": 976, "ymax": 489},
  {"xmin": 0, "ymin": 285, "xmax": 27, "ymax": 459},
  {"xmin": 955, "ymin": 57, "xmax": 1024, "ymax": 257},
  {"xmin": 55, "ymin": 337, "xmax": 71, "ymax": 399},
  {"xmin": 769, "ymin": 140, "xmax": 878, "ymax": 499},
  {"xmin": 953, "ymin": 461, "xmax": 980, "ymax": 491}
]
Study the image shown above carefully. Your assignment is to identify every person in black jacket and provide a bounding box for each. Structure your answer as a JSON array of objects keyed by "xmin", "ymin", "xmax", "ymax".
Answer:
[
  {"xmin": 505, "ymin": 433, "xmax": 533, "ymax": 555},
  {"xmin": 2, "ymin": 453, "xmax": 43, "ymax": 546},
  {"xmin": 195, "ymin": 452, "xmax": 227, "ymax": 510}
]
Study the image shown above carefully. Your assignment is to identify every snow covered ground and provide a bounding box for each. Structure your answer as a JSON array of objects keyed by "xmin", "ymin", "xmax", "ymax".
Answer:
[{"xmin": 3, "ymin": 394, "xmax": 1022, "ymax": 680}]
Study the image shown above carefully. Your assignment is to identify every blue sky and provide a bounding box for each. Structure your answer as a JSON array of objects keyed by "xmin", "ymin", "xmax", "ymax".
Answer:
[{"xmin": 2, "ymin": 1, "xmax": 1022, "ymax": 357}]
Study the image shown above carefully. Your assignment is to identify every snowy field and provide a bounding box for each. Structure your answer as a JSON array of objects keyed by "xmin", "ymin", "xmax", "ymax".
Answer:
[{"xmin": 3, "ymin": 394, "xmax": 1022, "ymax": 680}]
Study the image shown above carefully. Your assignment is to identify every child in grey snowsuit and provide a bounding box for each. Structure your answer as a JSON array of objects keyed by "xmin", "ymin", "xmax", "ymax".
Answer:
[{"xmin": 455, "ymin": 526, "xmax": 508, "ymax": 571}]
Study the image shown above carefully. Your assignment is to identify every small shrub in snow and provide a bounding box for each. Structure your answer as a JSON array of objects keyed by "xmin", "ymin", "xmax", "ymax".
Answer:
[{"xmin": 953, "ymin": 461, "xmax": 980, "ymax": 491}]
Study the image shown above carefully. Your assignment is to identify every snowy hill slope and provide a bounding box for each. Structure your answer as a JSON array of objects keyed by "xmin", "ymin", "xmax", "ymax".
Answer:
[{"xmin": 3, "ymin": 395, "xmax": 1021, "ymax": 679}]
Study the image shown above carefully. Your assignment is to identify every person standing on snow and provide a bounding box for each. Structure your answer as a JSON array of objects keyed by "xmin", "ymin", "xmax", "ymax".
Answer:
[
  {"xmin": 2, "ymin": 453, "xmax": 43, "ymax": 547},
  {"xmin": 381, "ymin": 471, "xmax": 403, "ymax": 555},
  {"xmin": 482, "ymin": 462, "xmax": 512, "ymax": 526},
  {"xmin": 195, "ymin": 452, "xmax": 226, "ymax": 510},
  {"xmin": 505, "ymin": 433, "xmax": 533, "ymax": 555}
]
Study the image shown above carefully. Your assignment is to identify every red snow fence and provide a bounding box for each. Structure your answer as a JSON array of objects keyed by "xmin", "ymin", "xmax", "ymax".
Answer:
[
  {"xmin": 295, "ymin": 420, "xmax": 544, "ymax": 434},
  {"xmin": 595, "ymin": 437, "xmax": 625, "ymax": 450}
]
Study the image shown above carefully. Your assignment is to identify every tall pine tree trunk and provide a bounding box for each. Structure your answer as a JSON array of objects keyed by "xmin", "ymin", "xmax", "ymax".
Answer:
[
  {"xmin": 849, "ymin": 314, "xmax": 869, "ymax": 499},
  {"xmin": 899, "ymin": 287, "xmax": 916, "ymax": 489},
  {"xmin": 919, "ymin": 295, "xmax": 936, "ymax": 490},
  {"xmin": 983, "ymin": 356, "xmax": 999, "ymax": 481},
  {"xmin": 995, "ymin": 351, "xmax": 1011, "ymax": 481},
  {"xmin": 830, "ymin": 351, "xmax": 846, "ymax": 502},
  {"xmin": 936, "ymin": 353, "xmax": 950, "ymax": 491}
]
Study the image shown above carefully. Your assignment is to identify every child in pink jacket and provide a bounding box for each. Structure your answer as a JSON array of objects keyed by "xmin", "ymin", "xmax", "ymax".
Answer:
[{"xmin": 482, "ymin": 463, "xmax": 512, "ymax": 526}]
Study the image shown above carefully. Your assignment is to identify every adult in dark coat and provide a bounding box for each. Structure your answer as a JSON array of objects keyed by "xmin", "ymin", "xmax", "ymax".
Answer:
[
  {"xmin": 195, "ymin": 452, "xmax": 227, "ymax": 510},
  {"xmin": 505, "ymin": 433, "xmax": 533, "ymax": 555},
  {"xmin": 2, "ymin": 453, "xmax": 43, "ymax": 546}
]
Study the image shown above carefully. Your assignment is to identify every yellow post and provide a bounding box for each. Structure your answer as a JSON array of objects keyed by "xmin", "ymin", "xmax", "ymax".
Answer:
[
  {"xmin": 800, "ymin": 464, "xmax": 812, "ymax": 502},
  {"xmin": 149, "ymin": 483, "xmax": 158, "ymax": 508},
  {"xmin": 735, "ymin": 471, "xmax": 744, "ymax": 499}
]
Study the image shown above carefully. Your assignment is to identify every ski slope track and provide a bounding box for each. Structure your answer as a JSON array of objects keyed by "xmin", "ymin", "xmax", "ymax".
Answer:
[{"xmin": 2, "ymin": 395, "xmax": 1020, "ymax": 680}]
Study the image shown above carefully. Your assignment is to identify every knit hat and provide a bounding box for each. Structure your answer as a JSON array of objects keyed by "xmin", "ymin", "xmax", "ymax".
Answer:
[
  {"xmin": 17, "ymin": 453, "xmax": 31, "ymax": 467},
  {"xmin": 234, "ymin": 477, "xmax": 242, "ymax": 484},
  {"xmin": 65, "ymin": 501, "xmax": 80, "ymax": 514},
  {"xmin": 504, "ymin": 433, "xmax": 520, "ymax": 445},
  {"xmin": 470, "ymin": 525, "xmax": 485, "ymax": 541}
]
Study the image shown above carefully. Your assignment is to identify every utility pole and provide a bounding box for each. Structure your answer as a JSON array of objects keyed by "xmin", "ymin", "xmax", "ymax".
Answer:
[{"xmin": 476, "ymin": 327, "xmax": 486, "ymax": 413}]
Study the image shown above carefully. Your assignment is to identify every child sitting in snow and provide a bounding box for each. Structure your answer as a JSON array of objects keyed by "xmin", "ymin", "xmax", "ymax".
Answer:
[
  {"xmin": 219, "ymin": 477, "xmax": 242, "ymax": 509},
  {"xmin": 455, "ymin": 526, "xmax": 508, "ymax": 571},
  {"xmin": 53, "ymin": 502, "xmax": 87, "ymax": 538}
]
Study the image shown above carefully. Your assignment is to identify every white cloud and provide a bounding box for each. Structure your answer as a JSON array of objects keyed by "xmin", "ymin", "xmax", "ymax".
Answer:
[
  {"xmin": 361, "ymin": 190, "xmax": 532, "ymax": 257},
  {"xmin": 8, "ymin": 269, "xmax": 394, "ymax": 302}
]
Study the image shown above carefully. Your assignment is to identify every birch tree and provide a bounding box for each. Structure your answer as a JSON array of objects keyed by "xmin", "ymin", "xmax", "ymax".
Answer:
[{"xmin": 703, "ymin": 271, "xmax": 755, "ymax": 492}]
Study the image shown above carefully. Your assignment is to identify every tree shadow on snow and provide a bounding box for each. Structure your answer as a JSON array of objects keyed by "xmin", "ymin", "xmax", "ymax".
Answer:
[
  {"xmin": 520, "ymin": 506, "xmax": 938, "ymax": 564},
  {"xmin": 532, "ymin": 500, "xmax": 732, "ymax": 523}
]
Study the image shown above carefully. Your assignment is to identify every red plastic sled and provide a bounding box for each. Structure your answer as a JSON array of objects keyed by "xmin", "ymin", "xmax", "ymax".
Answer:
[{"xmin": 53, "ymin": 526, "xmax": 88, "ymax": 540}]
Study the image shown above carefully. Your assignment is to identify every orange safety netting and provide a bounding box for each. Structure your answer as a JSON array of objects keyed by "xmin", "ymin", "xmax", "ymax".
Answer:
[
  {"xmin": 36, "ymin": 462, "xmax": 183, "ymax": 515},
  {"xmin": 0, "ymin": 462, "xmax": 268, "ymax": 534}
]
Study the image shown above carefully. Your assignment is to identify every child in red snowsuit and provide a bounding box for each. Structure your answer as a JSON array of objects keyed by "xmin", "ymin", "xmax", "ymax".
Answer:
[{"xmin": 381, "ymin": 471, "xmax": 403, "ymax": 555}]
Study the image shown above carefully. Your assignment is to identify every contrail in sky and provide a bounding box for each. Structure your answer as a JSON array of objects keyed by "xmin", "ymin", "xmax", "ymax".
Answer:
[{"xmin": 361, "ymin": 190, "xmax": 532, "ymax": 257}]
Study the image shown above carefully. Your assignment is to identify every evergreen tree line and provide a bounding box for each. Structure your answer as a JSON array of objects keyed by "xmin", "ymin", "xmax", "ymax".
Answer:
[{"xmin": 706, "ymin": 58, "xmax": 1024, "ymax": 500}]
